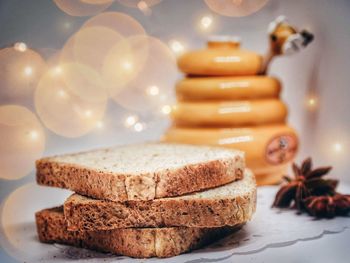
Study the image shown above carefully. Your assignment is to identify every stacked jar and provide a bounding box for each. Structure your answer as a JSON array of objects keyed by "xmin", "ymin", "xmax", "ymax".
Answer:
[{"xmin": 163, "ymin": 37, "xmax": 298, "ymax": 185}]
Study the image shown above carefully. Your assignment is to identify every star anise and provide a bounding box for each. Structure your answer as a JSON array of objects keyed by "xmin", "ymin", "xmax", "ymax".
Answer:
[
  {"xmin": 304, "ymin": 194, "xmax": 350, "ymax": 218},
  {"xmin": 272, "ymin": 157, "xmax": 336, "ymax": 211},
  {"xmin": 272, "ymin": 157, "xmax": 350, "ymax": 218}
]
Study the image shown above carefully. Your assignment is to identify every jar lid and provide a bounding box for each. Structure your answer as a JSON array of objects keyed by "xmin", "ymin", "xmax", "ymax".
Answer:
[
  {"xmin": 207, "ymin": 35, "xmax": 241, "ymax": 49},
  {"xmin": 177, "ymin": 36, "xmax": 262, "ymax": 76}
]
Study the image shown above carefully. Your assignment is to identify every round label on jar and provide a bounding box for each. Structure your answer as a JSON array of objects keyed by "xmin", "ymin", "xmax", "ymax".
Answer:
[{"xmin": 265, "ymin": 134, "xmax": 298, "ymax": 165}]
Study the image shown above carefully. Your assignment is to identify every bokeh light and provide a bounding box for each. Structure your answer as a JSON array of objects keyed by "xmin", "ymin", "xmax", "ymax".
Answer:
[
  {"xmin": 308, "ymin": 98, "xmax": 316, "ymax": 106},
  {"xmin": 51, "ymin": 65, "xmax": 64, "ymax": 77},
  {"xmin": 137, "ymin": 1, "xmax": 152, "ymax": 15},
  {"xmin": 81, "ymin": 0, "xmax": 114, "ymax": 3},
  {"xmin": 0, "ymin": 47, "xmax": 46, "ymax": 102},
  {"xmin": 0, "ymin": 105, "xmax": 45, "ymax": 180},
  {"xmin": 199, "ymin": 14, "xmax": 214, "ymax": 31},
  {"xmin": 124, "ymin": 114, "xmax": 138, "ymax": 127},
  {"xmin": 39, "ymin": 49, "xmax": 66, "ymax": 78},
  {"xmin": 333, "ymin": 142, "xmax": 343, "ymax": 153},
  {"xmin": 82, "ymin": 11, "xmax": 146, "ymax": 37},
  {"xmin": 13, "ymin": 42, "xmax": 27, "ymax": 52},
  {"xmin": 60, "ymin": 26, "xmax": 124, "ymax": 72},
  {"xmin": 95, "ymin": 120, "xmax": 105, "ymax": 129},
  {"xmin": 168, "ymin": 39, "xmax": 186, "ymax": 55},
  {"xmin": 133, "ymin": 122, "xmax": 146, "ymax": 132},
  {"xmin": 146, "ymin": 85, "xmax": 160, "ymax": 96},
  {"xmin": 108, "ymin": 36, "xmax": 177, "ymax": 112},
  {"xmin": 0, "ymin": 183, "xmax": 72, "ymax": 262},
  {"xmin": 160, "ymin": 104, "xmax": 172, "ymax": 115},
  {"xmin": 63, "ymin": 21, "xmax": 72, "ymax": 29},
  {"xmin": 60, "ymin": 63, "xmax": 108, "ymax": 103},
  {"xmin": 117, "ymin": 0, "xmax": 161, "ymax": 8},
  {"xmin": 35, "ymin": 71, "xmax": 107, "ymax": 138},
  {"xmin": 117, "ymin": 0, "xmax": 162, "ymax": 15},
  {"xmin": 53, "ymin": 0, "xmax": 114, "ymax": 17},
  {"xmin": 102, "ymin": 35, "xmax": 151, "ymax": 96},
  {"xmin": 204, "ymin": 0, "xmax": 269, "ymax": 17},
  {"xmin": 58, "ymin": 13, "xmax": 148, "ymax": 103},
  {"xmin": 306, "ymin": 95, "xmax": 318, "ymax": 110},
  {"xmin": 41, "ymin": 48, "xmax": 108, "ymax": 103},
  {"xmin": 23, "ymin": 66, "xmax": 33, "ymax": 76}
]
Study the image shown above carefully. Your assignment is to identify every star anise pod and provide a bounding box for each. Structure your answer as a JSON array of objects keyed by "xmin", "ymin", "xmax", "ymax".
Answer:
[
  {"xmin": 273, "ymin": 157, "xmax": 336, "ymax": 211},
  {"xmin": 304, "ymin": 194, "xmax": 350, "ymax": 218}
]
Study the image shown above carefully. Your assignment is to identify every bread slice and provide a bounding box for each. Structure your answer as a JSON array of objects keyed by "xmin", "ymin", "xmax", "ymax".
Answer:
[
  {"xmin": 36, "ymin": 206, "xmax": 240, "ymax": 258},
  {"xmin": 36, "ymin": 143, "xmax": 245, "ymax": 202},
  {"xmin": 64, "ymin": 169, "xmax": 256, "ymax": 231}
]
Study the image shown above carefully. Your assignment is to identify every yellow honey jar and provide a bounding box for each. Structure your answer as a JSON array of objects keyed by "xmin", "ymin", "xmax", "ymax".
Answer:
[{"xmin": 163, "ymin": 37, "xmax": 299, "ymax": 185}]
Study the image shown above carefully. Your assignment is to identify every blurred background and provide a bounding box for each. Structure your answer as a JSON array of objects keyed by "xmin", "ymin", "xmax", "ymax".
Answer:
[{"xmin": 0, "ymin": 0, "xmax": 350, "ymax": 262}]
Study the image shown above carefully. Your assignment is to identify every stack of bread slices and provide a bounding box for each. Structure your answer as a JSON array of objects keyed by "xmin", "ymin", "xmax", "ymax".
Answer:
[{"xmin": 35, "ymin": 143, "xmax": 256, "ymax": 258}]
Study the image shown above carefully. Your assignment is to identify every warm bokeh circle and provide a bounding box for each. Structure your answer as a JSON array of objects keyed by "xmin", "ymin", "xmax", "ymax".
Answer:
[{"xmin": 0, "ymin": 105, "xmax": 45, "ymax": 180}]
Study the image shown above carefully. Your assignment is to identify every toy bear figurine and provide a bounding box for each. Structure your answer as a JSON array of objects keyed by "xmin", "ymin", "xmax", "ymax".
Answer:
[{"xmin": 261, "ymin": 15, "xmax": 314, "ymax": 74}]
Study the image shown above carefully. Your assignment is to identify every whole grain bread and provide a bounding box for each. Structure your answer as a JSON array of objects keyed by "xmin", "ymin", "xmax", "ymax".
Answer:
[
  {"xmin": 36, "ymin": 206, "xmax": 240, "ymax": 258},
  {"xmin": 36, "ymin": 143, "xmax": 245, "ymax": 202},
  {"xmin": 64, "ymin": 169, "xmax": 256, "ymax": 231}
]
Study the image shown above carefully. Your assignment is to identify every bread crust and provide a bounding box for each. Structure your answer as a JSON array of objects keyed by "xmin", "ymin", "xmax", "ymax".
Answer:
[
  {"xmin": 36, "ymin": 144, "xmax": 244, "ymax": 202},
  {"xmin": 64, "ymin": 170, "xmax": 256, "ymax": 231},
  {"xmin": 36, "ymin": 206, "xmax": 239, "ymax": 258}
]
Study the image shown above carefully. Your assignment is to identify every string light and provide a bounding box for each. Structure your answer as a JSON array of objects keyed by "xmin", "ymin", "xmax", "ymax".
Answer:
[
  {"xmin": 333, "ymin": 142, "xmax": 343, "ymax": 153},
  {"xmin": 133, "ymin": 122, "xmax": 145, "ymax": 132},
  {"xmin": 169, "ymin": 39, "xmax": 185, "ymax": 55},
  {"xmin": 108, "ymin": 36, "xmax": 177, "ymax": 112},
  {"xmin": 121, "ymin": 60, "xmax": 133, "ymax": 72},
  {"xmin": 57, "ymin": 89, "xmax": 67, "ymax": 98},
  {"xmin": 308, "ymin": 98, "xmax": 316, "ymax": 106},
  {"xmin": 61, "ymin": 26, "xmax": 124, "ymax": 77},
  {"xmin": 14, "ymin": 42, "xmax": 27, "ymax": 52},
  {"xmin": 200, "ymin": 15, "xmax": 213, "ymax": 31},
  {"xmin": 64, "ymin": 21, "xmax": 71, "ymax": 29},
  {"xmin": 24, "ymin": 66, "xmax": 33, "ymax": 76},
  {"xmin": 95, "ymin": 120, "xmax": 104, "ymax": 129},
  {"xmin": 51, "ymin": 66, "xmax": 63, "ymax": 76},
  {"xmin": 81, "ymin": 11, "xmax": 146, "ymax": 37},
  {"xmin": 204, "ymin": 0, "xmax": 268, "ymax": 17},
  {"xmin": 84, "ymin": 110, "xmax": 93, "ymax": 118},
  {"xmin": 124, "ymin": 115, "xmax": 138, "ymax": 127},
  {"xmin": 29, "ymin": 130, "xmax": 39, "ymax": 140},
  {"xmin": 35, "ymin": 71, "xmax": 107, "ymax": 138},
  {"xmin": 137, "ymin": 1, "xmax": 148, "ymax": 10},
  {"xmin": 146, "ymin": 85, "xmax": 160, "ymax": 96},
  {"xmin": 307, "ymin": 96, "xmax": 317, "ymax": 108},
  {"xmin": 161, "ymin": 104, "xmax": 172, "ymax": 115},
  {"xmin": 1, "ymin": 47, "xmax": 46, "ymax": 100},
  {"xmin": 53, "ymin": 0, "xmax": 113, "ymax": 17},
  {"xmin": 137, "ymin": 1, "xmax": 152, "ymax": 15}
]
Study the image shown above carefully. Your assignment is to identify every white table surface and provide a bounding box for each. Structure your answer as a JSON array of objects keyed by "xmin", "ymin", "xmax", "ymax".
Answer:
[{"xmin": 1, "ymin": 185, "xmax": 349, "ymax": 263}]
